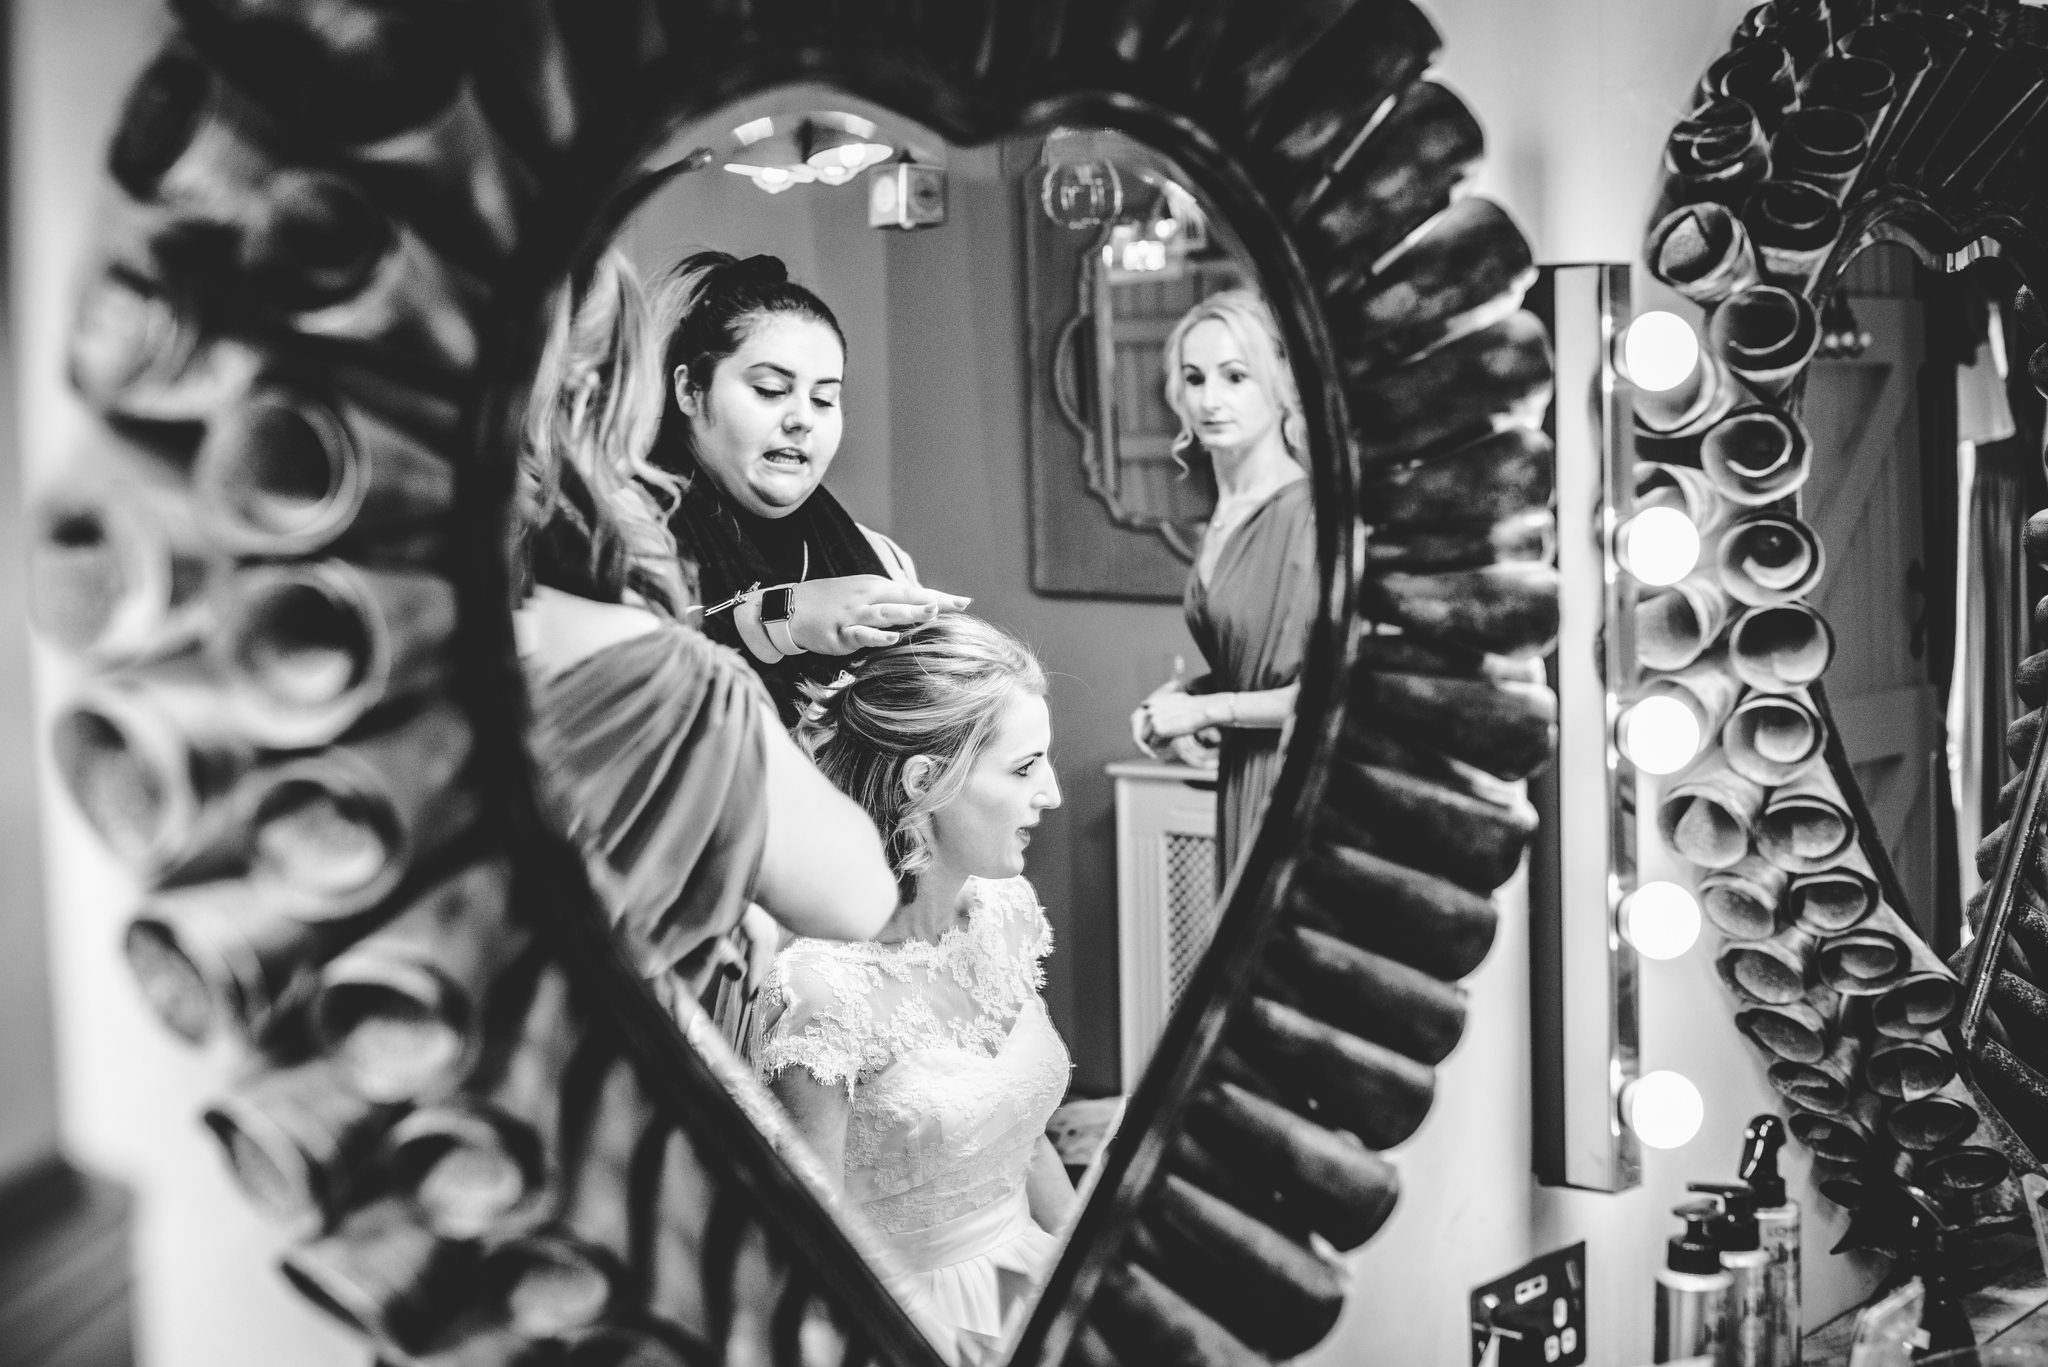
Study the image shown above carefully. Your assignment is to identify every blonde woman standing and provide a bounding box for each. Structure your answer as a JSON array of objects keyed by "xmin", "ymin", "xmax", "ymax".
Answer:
[{"xmin": 1130, "ymin": 288, "xmax": 1317, "ymax": 879}]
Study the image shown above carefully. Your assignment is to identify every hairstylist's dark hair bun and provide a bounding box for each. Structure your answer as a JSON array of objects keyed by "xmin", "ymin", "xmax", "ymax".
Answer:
[{"xmin": 731, "ymin": 254, "xmax": 788, "ymax": 285}]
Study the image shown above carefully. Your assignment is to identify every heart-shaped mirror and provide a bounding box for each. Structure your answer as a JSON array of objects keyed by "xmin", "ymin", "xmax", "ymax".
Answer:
[
  {"xmin": 36, "ymin": 2, "xmax": 1558, "ymax": 1363},
  {"xmin": 1637, "ymin": 0, "xmax": 2048, "ymax": 1247}
]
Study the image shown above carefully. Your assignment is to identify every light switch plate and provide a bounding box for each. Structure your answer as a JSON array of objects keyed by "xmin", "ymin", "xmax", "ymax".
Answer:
[{"xmin": 1469, "ymin": 1243, "xmax": 1588, "ymax": 1367}]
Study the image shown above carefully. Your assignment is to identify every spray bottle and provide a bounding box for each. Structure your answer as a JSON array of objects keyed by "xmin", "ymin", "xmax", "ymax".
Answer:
[
  {"xmin": 1693, "ymin": 1182, "xmax": 1770, "ymax": 1367},
  {"xmin": 1657, "ymin": 1201, "xmax": 1732, "ymax": 1364},
  {"xmin": 1740, "ymin": 1115, "xmax": 1801, "ymax": 1365}
]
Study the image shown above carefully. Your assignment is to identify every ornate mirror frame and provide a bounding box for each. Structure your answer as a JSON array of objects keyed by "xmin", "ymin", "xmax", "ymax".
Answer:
[
  {"xmin": 47, "ymin": 2, "xmax": 1559, "ymax": 1363},
  {"xmin": 1641, "ymin": 0, "xmax": 2048, "ymax": 1232}
]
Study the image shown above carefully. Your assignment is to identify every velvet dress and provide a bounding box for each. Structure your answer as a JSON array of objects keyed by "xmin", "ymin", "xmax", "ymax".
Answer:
[{"xmin": 1185, "ymin": 477, "xmax": 1317, "ymax": 878}]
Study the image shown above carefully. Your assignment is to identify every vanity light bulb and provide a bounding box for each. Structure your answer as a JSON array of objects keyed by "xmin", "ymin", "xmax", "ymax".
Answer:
[
  {"xmin": 1616, "ymin": 506, "xmax": 1701, "ymax": 587},
  {"xmin": 1623, "ymin": 311, "xmax": 1701, "ymax": 393},
  {"xmin": 1616, "ymin": 694, "xmax": 1701, "ymax": 776},
  {"xmin": 1622, "ymin": 1070, "xmax": 1705, "ymax": 1150},
  {"xmin": 1620, "ymin": 882, "xmax": 1702, "ymax": 960}
]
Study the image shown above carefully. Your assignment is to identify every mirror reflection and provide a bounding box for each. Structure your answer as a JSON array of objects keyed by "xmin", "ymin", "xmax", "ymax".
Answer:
[
  {"xmin": 1798, "ymin": 242, "xmax": 2036, "ymax": 953},
  {"xmin": 508, "ymin": 88, "xmax": 1313, "ymax": 1361}
]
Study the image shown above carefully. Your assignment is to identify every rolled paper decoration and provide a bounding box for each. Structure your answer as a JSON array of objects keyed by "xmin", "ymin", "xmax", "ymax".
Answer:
[
  {"xmin": 1645, "ymin": 649, "xmax": 1746, "ymax": 739},
  {"xmin": 1707, "ymin": 43, "xmax": 1800, "ymax": 138},
  {"xmin": 1345, "ymin": 667, "xmax": 1557, "ymax": 784},
  {"xmin": 1730, "ymin": 603, "xmax": 1835, "ymax": 694},
  {"xmin": 1766, "ymin": 1030, "xmax": 1862, "ymax": 1114},
  {"xmin": 490, "ymin": 1056, "xmax": 655, "ymax": 1336},
  {"xmin": 194, "ymin": 383, "xmax": 455, "ymax": 557},
  {"xmin": 67, "ymin": 267, "xmax": 264, "ymax": 425},
  {"xmin": 469, "ymin": 0, "xmax": 579, "ymax": 162},
  {"xmin": 173, "ymin": 0, "xmax": 467, "ymax": 142},
  {"xmin": 313, "ymin": 860, "xmax": 528, "ymax": 1104},
  {"xmin": 1806, "ymin": 53, "xmax": 1898, "ymax": 137},
  {"xmin": 1872, "ymin": 970, "xmax": 1961, "ymax": 1039},
  {"xmin": 386, "ymin": 967, "xmax": 578, "ymax": 1240},
  {"xmin": 1820, "ymin": 902, "xmax": 1945, "ymax": 997},
  {"xmin": 1361, "ymin": 425, "xmax": 1553, "ymax": 530},
  {"xmin": 1658, "ymin": 747, "xmax": 1768, "ymax": 871},
  {"xmin": 1286, "ymin": 844, "xmax": 1499, "ymax": 983},
  {"xmin": 1716, "ymin": 511, "xmax": 1824, "ymax": 608},
  {"xmin": 1662, "ymin": 100, "xmax": 1770, "ymax": 211},
  {"xmin": 1647, "ymin": 202, "xmax": 1761, "ymax": 307},
  {"xmin": 1185, "ymin": 1078, "xmax": 1402, "ymax": 1252},
  {"xmin": 1788, "ymin": 1092, "xmax": 1885, "ymax": 1164},
  {"xmin": 1230, "ymin": 997, "xmax": 1437, "ymax": 1150},
  {"xmin": 1700, "ymin": 853, "xmax": 1792, "ymax": 940},
  {"xmin": 123, "ymin": 876, "xmax": 399, "ymax": 1044},
  {"xmin": 1758, "ymin": 765, "xmax": 1853, "ymax": 874},
  {"xmin": 1632, "ymin": 346, "xmax": 1739, "ymax": 442},
  {"xmin": 1299, "ymin": 80, "xmax": 1485, "ymax": 279},
  {"xmin": 1865, "ymin": 1035, "xmax": 1958, "ymax": 1101},
  {"xmin": 49, "ymin": 671, "xmax": 257, "ymax": 881},
  {"xmin": 1636, "ymin": 461, "xmax": 1732, "ymax": 538},
  {"xmin": 1915, "ymin": 1146, "xmax": 2011, "ymax": 1195},
  {"xmin": 1742, "ymin": 180, "xmax": 1844, "ymax": 293},
  {"xmin": 239, "ymin": 701, "xmax": 476, "ymax": 921},
  {"xmin": 1348, "ymin": 312, "xmax": 1553, "ymax": 466},
  {"xmin": 1723, "ymin": 691, "xmax": 1824, "ymax": 787},
  {"xmin": 1700, "ymin": 405, "xmax": 1811, "ymax": 506},
  {"xmin": 1841, "ymin": 19, "xmax": 1935, "ymax": 155},
  {"xmin": 213, "ymin": 562, "xmax": 456, "ymax": 750},
  {"xmin": 343, "ymin": 81, "xmax": 529, "ymax": 264},
  {"xmin": 202, "ymin": 1054, "xmax": 401, "ymax": 1224},
  {"xmin": 280, "ymin": 1195, "xmax": 475, "ymax": 1352},
  {"xmin": 1637, "ymin": 575, "xmax": 1734, "ymax": 673},
  {"xmin": 1363, "ymin": 510, "xmax": 1553, "ymax": 572},
  {"xmin": 29, "ymin": 474, "xmax": 221, "ymax": 665},
  {"xmin": 1768, "ymin": 105, "xmax": 1870, "ymax": 199},
  {"xmin": 1812, "ymin": 1162, "xmax": 1866, "ymax": 1210},
  {"xmin": 237, "ymin": 170, "xmax": 486, "ymax": 378},
  {"xmin": 1734, "ymin": 988, "xmax": 1841, "ymax": 1064},
  {"xmin": 1884, "ymin": 1091, "xmax": 1979, "ymax": 1153},
  {"xmin": 1360, "ymin": 561, "xmax": 1560, "ymax": 659},
  {"xmin": 561, "ymin": 1327, "xmax": 692, "ymax": 1367},
  {"xmin": 1328, "ymin": 192, "xmax": 1538, "ymax": 372},
  {"xmin": 1789, "ymin": 845, "xmax": 1880, "ymax": 934},
  {"xmin": 108, "ymin": 41, "xmax": 281, "ymax": 215},
  {"xmin": 1715, "ymin": 926, "xmax": 1820, "ymax": 1005},
  {"xmin": 1708, "ymin": 285, "xmax": 1821, "ymax": 398}
]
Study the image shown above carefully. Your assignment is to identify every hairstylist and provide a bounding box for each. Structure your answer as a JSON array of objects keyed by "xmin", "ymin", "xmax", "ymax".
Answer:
[{"xmin": 650, "ymin": 250, "xmax": 969, "ymax": 724}]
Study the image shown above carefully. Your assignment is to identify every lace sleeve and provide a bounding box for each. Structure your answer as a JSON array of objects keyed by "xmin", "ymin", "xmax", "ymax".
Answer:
[{"xmin": 750, "ymin": 946, "xmax": 887, "ymax": 1094}]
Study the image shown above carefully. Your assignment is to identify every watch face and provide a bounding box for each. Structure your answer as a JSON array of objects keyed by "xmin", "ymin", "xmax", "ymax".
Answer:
[{"xmin": 762, "ymin": 586, "xmax": 794, "ymax": 623}]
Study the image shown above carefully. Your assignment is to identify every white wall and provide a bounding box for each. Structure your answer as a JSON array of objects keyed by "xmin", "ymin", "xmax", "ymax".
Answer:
[
  {"xmin": 14, "ymin": 2, "xmax": 359, "ymax": 1364},
  {"xmin": 1306, "ymin": 4, "xmax": 1888, "ymax": 1365}
]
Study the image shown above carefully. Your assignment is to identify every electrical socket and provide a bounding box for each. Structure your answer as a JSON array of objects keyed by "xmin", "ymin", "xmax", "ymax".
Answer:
[{"xmin": 1469, "ymin": 1243, "xmax": 1587, "ymax": 1367}]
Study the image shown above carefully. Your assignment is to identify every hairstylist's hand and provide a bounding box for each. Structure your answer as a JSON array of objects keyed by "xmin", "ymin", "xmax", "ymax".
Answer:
[
  {"xmin": 788, "ymin": 575, "xmax": 972, "ymax": 654},
  {"xmin": 1140, "ymin": 686, "xmax": 1221, "ymax": 743}
]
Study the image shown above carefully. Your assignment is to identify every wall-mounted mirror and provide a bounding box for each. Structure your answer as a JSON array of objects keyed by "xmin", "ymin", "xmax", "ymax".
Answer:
[
  {"xmin": 33, "ymin": 2, "xmax": 1561, "ymax": 1363},
  {"xmin": 512, "ymin": 85, "xmax": 1313, "ymax": 1360}
]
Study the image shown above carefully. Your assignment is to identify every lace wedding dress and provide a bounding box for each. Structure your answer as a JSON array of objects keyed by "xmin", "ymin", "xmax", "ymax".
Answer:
[{"xmin": 753, "ymin": 875, "xmax": 1073, "ymax": 1361}]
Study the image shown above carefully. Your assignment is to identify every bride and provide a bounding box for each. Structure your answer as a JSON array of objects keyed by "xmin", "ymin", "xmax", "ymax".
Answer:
[{"xmin": 750, "ymin": 615, "xmax": 1077, "ymax": 1362}]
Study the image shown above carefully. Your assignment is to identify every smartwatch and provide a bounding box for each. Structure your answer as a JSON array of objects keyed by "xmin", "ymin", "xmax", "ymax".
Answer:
[{"xmin": 760, "ymin": 584, "xmax": 800, "ymax": 656}]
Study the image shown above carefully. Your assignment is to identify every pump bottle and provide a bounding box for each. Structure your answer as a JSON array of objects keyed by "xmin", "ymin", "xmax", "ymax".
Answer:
[
  {"xmin": 1693, "ymin": 1182, "xmax": 1770, "ymax": 1367},
  {"xmin": 1740, "ymin": 1115, "xmax": 1801, "ymax": 1366},
  {"xmin": 1657, "ymin": 1202, "xmax": 1732, "ymax": 1364}
]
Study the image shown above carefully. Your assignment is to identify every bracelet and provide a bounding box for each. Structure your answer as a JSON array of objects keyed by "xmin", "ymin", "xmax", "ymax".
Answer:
[
  {"xmin": 1217, "ymin": 694, "xmax": 1238, "ymax": 727},
  {"xmin": 733, "ymin": 590, "xmax": 785, "ymax": 664}
]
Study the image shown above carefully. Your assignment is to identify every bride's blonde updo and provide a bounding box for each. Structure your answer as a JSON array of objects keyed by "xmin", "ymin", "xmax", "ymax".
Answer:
[{"xmin": 797, "ymin": 616, "xmax": 1046, "ymax": 900}]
